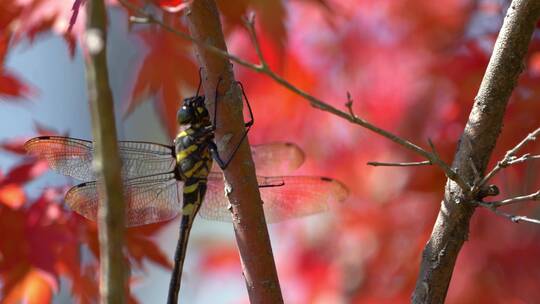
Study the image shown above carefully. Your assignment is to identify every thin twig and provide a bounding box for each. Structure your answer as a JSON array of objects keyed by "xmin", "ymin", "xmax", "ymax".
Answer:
[
  {"xmin": 507, "ymin": 154, "xmax": 540, "ymax": 165},
  {"xmin": 345, "ymin": 91, "xmax": 356, "ymax": 117},
  {"xmin": 243, "ymin": 13, "xmax": 268, "ymax": 69},
  {"xmin": 367, "ymin": 160, "xmax": 432, "ymax": 167},
  {"xmin": 506, "ymin": 215, "xmax": 540, "ymax": 225},
  {"xmin": 115, "ymin": 0, "xmax": 471, "ymax": 192},
  {"xmin": 489, "ymin": 189, "xmax": 540, "ymax": 207},
  {"xmin": 477, "ymin": 201, "xmax": 540, "ymax": 225},
  {"xmin": 476, "ymin": 127, "xmax": 540, "ymax": 191}
]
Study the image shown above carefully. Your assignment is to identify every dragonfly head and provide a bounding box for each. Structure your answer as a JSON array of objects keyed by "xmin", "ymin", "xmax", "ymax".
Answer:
[{"xmin": 178, "ymin": 95, "xmax": 209, "ymax": 126}]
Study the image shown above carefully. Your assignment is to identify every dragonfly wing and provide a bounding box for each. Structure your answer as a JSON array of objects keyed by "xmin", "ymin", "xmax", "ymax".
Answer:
[
  {"xmin": 199, "ymin": 173, "xmax": 348, "ymax": 223},
  {"xmin": 25, "ymin": 136, "xmax": 95, "ymax": 181},
  {"xmin": 115, "ymin": 141, "xmax": 175, "ymax": 178},
  {"xmin": 65, "ymin": 172, "xmax": 182, "ymax": 227},
  {"xmin": 210, "ymin": 142, "xmax": 305, "ymax": 176},
  {"xmin": 25, "ymin": 136, "xmax": 175, "ymax": 181}
]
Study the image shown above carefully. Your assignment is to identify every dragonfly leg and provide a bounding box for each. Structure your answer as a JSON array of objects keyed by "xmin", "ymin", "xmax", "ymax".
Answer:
[
  {"xmin": 212, "ymin": 77, "xmax": 223, "ymax": 131},
  {"xmin": 208, "ymin": 140, "xmax": 227, "ymax": 169},
  {"xmin": 212, "ymin": 80, "xmax": 254, "ymax": 130},
  {"xmin": 235, "ymin": 81, "xmax": 254, "ymax": 128},
  {"xmin": 195, "ymin": 67, "xmax": 204, "ymax": 97},
  {"xmin": 210, "ymin": 80, "xmax": 254, "ymax": 170}
]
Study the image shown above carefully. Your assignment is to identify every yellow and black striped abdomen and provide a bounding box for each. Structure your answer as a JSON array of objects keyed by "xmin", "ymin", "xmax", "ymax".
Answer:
[
  {"xmin": 181, "ymin": 178, "xmax": 208, "ymax": 216},
  {"xmin": 175, "ymin": 126, "xmax": 214, "ymax": 216}
]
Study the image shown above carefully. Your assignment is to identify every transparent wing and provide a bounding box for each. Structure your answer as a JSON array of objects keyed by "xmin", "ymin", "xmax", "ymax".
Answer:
[
  {"xmin": 200, "ymin": 173, "xmax": 348, "ymax": 223},
  {"xmin": 25, "ymin": 136, "xmax": 175, "ymax": 181},
  {"xmin": 211, "ymin": 142, "xmax": 305, "ymax": 176},
  {"xmin": 65, "ymin": 172, "xmax": 182, "ymax": 227}
]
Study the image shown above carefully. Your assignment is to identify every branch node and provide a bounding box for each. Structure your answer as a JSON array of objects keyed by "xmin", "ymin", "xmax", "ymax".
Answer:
[
  {"xmin": 477, "ymin": 127, "xmax": 540, "ymax": 191},
  {"xmin": 345, "ymin": 91, "xmax": 357, "ymax": 118},
  {"xmin": 477, "ymin": 184, "xmax": 500, "ymax": 199}
]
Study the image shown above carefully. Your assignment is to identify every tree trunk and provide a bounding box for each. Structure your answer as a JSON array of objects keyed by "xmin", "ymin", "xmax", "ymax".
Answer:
[
  {"xmin": 412, "ymin": 1, "xmax": 540, "ymax": 302},
  {"xmin": 85, "ymin": 1, "xmax": 127, "ymax": 303},
  {"xmin": 186, "ymin": 1, "xmax": 284, "ymax": 303}
]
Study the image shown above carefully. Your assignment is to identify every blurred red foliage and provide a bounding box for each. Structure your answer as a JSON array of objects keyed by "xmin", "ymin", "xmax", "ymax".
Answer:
[
  {"xmin": 2, "ymin": 0, "xmax": 540, "ymax": 303},
  {"xmin": 0, "ymin": 128, "xmax": 172, "ymax": 303}
]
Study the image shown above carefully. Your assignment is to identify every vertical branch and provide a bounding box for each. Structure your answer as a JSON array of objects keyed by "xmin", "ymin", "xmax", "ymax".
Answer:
[
  {"xmin": 186, "ymin": 1, "xmax": 284, "ymax": 303},
  {"xmin": 85, "ymin": 0, "xmax": 127, "ymax": 303},
  {"xmin": 412, "ymin": 1, "xmax": 540, "ymax": 303}
]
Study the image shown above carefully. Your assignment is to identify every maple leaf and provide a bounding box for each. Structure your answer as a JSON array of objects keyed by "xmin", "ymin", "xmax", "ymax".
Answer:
[
  {"xmin": 127, "ymin": 232, "xmax": 172, "ymax": 270},
  {"xmin": 79, "ymin": 215, "xmax": 173, "ymax": 272},
  {"xmin": 198, "ymin": 243, "xmax": 240, "ymax": 273},
  {"xmin": 68, "ymin": 0, "xmax": 87, "ymax": 34},
  {"xmin": 0, "ymin": 185, "xmax": 103, "ymax": 303},
  {"xmin": 250, "ymin": 0, "xmax": 287, "ymax": 50},
  {"xmin": 3, "ymin": 0, "xmax": 85, "ymax": 55},
  {"xmin": 216, "ymin": 0, "xmax": 286, "ymax": 67},
  {"xmin": 0, "ymin": 161, "xmax": 49, "ymax": 186},
  {"xmin": 126, "ymin": 27, "xmax": 198, "ymax": 137},
  {"xmin": 1, "ymin": 268, "xmax": 55, "ymax": 304},
  {"xmin": 0, "ymin": 124, "xmax": 61, "ymax": 155},
  {"xmin": 0, "ymin": 189, "xmax": 69, "ymax": 301},
  {"xmin": 0, "ymin": 72, "xmax": 34, "ymax": 99},
  {"xmin": 0, "ymin": 1, "xmax": 22, "ymax": 31},
  {"xmin": 0, "ymin": 138, "xmax": 29, "ymax": 155},
  {"xmin": 0, "ymin": 183, "xmax": 26, "ymax": 209},
  {"xmin": 0, "ymin": 34, "xmax": 35, "ymax": 99}
]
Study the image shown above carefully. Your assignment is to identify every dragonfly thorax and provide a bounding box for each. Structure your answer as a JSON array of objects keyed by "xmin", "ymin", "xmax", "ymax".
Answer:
[{"xmin": 174, "ymin": 94, "xmax": 214, "ymax": 182}]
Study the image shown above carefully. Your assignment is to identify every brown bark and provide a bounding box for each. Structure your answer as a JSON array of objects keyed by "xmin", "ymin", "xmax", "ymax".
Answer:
[
  {"xmin": 85, "ymin": 1, "xmax": 127, "ymax": 303},
  {"xmin": 186, "ymin": 1, "xmax": 284, "ymax": 303},
  {"xmin": 412, "ymin": 1, "xmax": 540, "ymax": 303}
]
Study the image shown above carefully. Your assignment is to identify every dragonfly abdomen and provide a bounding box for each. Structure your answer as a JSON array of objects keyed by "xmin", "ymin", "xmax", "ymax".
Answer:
[{"xmin": 181, "ymin": 178, "xmax": 208, "ymax": 216}]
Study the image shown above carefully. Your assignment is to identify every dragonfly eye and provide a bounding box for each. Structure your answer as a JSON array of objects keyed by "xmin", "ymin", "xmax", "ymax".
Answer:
[{"xmin": 177, "ymin": 106, "xmax": 193, "ymax": 124}]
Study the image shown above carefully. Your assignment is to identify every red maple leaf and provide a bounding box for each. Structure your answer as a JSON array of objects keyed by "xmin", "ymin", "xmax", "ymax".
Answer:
[
  {"xmin": 0, "ymin": 34, "xmax": 34, "ymax": 99},
  {"xmin": 126, "ymin": 26, "xmax": 198, "ymax": 137},
  {"xmin": 0, "ymin": 161, "xmax": 49, "ymax": 186},
  {"xmin": 82, "ymin": 218, "xmax": 173, "ymax": 271},
  {"xmin": 0, "ymin": 72, "xmax": 33, "ymax": 99},
  {"xmin": 0, "ymin": 124, "xmax": 61, "ymax": 155},
  {"xmin": 0, "ymin": 188, "xmax": 73, "ymax": 301}
]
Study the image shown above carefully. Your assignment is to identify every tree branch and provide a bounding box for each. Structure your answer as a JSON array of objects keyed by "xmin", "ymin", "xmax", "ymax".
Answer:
[
  {"xmin": 508, "ymin": 154, "xmax": 540, "ymax": 165},
  {"xmin": 477, "ymin": 201, "xmax": 540, "ymax": 225},
  {"xmin": 185, "ymin": 1, "xmax": 283, "ymax": 303},
  {"xmin": 412, "ymin": 1, "xmax": 540, "ymax": 303},
  {"xmin": 367, "ymin": 160, "xmax": 432, "ymax": 167},
  {"xmin": 489, "ymin": 189, "xmax": 540, "ymax": 207},
  {"xmin": 116, "ymin": 0, "xmax": 470, "ymax": 192},
  {"xmin": 475, "ymin": 127, "xmax": 540, "ymax": 191},
  {"xmin": 85, "ymin": 0, "xmax": 127, "ymax": 303}
]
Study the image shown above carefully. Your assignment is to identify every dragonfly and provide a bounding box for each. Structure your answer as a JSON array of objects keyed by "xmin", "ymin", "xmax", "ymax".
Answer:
[{"xmin": 24, "ymin": 79, "xmax": 348, "ymax": 303}]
